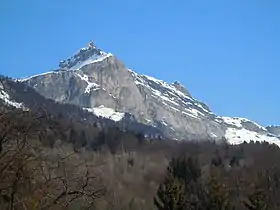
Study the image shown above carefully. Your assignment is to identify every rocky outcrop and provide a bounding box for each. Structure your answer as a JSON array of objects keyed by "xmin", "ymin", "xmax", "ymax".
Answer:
[
  {"xmin": 172, "ymin": 81, "xmax": 191, "ymax": 97},
  {"xmin": 266, "ymin": 126, "xmax": 280, "ymax": 137}
]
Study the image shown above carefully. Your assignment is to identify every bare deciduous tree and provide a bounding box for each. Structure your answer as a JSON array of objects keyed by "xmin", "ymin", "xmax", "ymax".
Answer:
[{"xmin": 0, "ymin": 109, "xmax": 106, "ymax": 210}]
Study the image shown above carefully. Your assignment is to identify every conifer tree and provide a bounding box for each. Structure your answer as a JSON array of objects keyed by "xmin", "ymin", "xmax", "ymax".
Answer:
[
  {"xmin": 154, "ymin": 156, "xmax": 204, "ymax": 210},
  {"xmin": 154, "ymin": 168, "xmax": 186, "ymax": 210},
  {"xmin": 69, "ymin": 128, "xmax": 78, "ymax": 144},
  {"xmin": 170, "ymin": 157, "xmax": 201, "ymax": 185},
  {"xmin": 205, "ymin": 175, "xmax": 234, "ymax": 210}
]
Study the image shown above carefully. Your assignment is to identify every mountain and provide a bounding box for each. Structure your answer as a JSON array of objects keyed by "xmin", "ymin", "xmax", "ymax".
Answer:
[
  {"xmin": 0, "ymin": 75, "xmax": 162, "ymax": 139},
  {"xmin": 7, "ymin": 41, "xmax": 280, "ymax": 146}
]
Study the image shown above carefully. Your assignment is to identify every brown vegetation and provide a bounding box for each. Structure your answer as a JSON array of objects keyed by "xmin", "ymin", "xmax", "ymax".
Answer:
[
  {"xmin": 0, "ymin": 109, "xmax": 105, "ymax": 210},
  {"xmin": 1, "ymin": 100, "xmax": 280, "ymax": 209}
]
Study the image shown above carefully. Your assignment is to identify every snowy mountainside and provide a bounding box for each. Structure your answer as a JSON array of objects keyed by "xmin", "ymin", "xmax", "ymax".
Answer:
[
  {"xmin": 216, "ymin": 117, "xmax": 280, "ymax": 146},
  {"xmin": 129, "ymin": 69, "xmax": 212, "ymax": 120},
  {"xmin": 0, "ymin": 89, "xmax": 24, "ymax": 109},
  {"xmin": 19, "ymin": 41, "xmax": 280, "ymax": 146},
  {"xmin": 0, "ymin": 80, "xmax": 25, "ymax": 109}
]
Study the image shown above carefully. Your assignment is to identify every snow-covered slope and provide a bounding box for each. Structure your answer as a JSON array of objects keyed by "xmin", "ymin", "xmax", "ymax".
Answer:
[
  {"xmin": 129, "ymin": 70, "xmax": 212, "ymax": 120},
  {"xmin": 225, "ymin": 127, "xmax": 280, "ymax": 145},
  {"xmin": 0, "ymin": 83, "xmax": 25, "ymax": 109},
  {"xmin": 19, "ymin": 41, "xmax": 280, "ymax": 147},
  {"xmin": 84, "ymin": 105, "xmax": 125, "ymax": 122},
  {"xmin": 213, "ymin": 116, "xmax": 280, "ymax": 146},
  {"xmin": 215, "ymin": 117, "xmax": 266, "ymax": 131},
  {"xmin": 0, "ymin": 90, "xmax": 23, "ymax": 109}
]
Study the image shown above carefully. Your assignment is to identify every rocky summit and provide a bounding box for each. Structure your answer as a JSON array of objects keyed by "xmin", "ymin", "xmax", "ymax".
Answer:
[{"xmin": 15, "ymin": 41, "xmax": 280, "ymax": 146}]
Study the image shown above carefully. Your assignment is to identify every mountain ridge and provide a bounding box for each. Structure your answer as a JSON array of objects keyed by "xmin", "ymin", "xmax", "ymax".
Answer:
[{"xmin": 7, "ymin": 41, "xmax": 280, "ymax": 146}]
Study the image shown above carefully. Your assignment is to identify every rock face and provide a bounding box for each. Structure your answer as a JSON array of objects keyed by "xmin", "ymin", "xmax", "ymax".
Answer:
[
  {"xmin": 266, "ymin": 126, "xmax": 280, "ymax": 137},
  {"xmin": 19, "ymin": 41, "xmax": 280, "ymax": 145},
  {"xmin": 0, "ymin": 76, "xmax": 162, "ymax": 137}
]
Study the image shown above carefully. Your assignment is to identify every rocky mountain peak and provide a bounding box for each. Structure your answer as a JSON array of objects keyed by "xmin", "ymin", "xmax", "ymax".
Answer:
[
  {"xmin": 87, "ymin": 41, "xmax": 95, "ymax": 49},
  {"xmin": 58, "ymin": 41, "xmax": 111, "ymax": 70}
]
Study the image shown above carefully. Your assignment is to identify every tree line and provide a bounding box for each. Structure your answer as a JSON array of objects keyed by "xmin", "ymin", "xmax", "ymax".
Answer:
[{"xmin": 154, "ymin": 145, "xmax": 280, "ymax": 210}]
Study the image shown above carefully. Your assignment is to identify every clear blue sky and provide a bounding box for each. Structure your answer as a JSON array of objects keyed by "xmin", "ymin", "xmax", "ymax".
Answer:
[{"xmin": 0, "ymin": 0, "xmax": 279, "ymax": 126}]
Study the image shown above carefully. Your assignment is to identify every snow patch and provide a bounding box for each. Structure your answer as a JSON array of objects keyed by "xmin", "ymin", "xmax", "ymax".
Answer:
[
  {"xmin": 225, "ymin": 127, "xmax": 280, "ymax": 147},
  {"xmin": 188, "ymin": 108, "xmax": 204, "ymax": 117},
  {"xmin": 219, "ymin": 116, "xmax": 267, "ymax": 131},
  {"xmin": 18, "ymin": 71, "xmax": 59, "ymax": 82},
  {"xmin": 170, "ymin": 106, "xmax": 180, "ymax": 112},
  {"xmin": 220, "ymin": 117, "xmax": 243, "ymax": 127},
  {"xmin": 182, "ymin": 111, "xmax": 200, "ymax": 120},
  {"xmin": 75, "ymin": 73, "xmax": 99, "ymax": 93},
  {"xmin": 161, "ymin": 121, "xmax": 168, "ymax": 126},
  {"xmin": 151, "ymin": 88, "xmax": 180, "ymax": 106},
  {"xmin": 84, "ymin": 105, "xmax": 125, "ymax": 122},
  {"xmin": 170, "ymin": 127, "xmax": 175, "ymax": 131},
  {"xmin": 69, "ymin": 53, "xmax": 113, "ymax": 70},
  {"xmin": 210, "ymin": 133, "xmax": 218, "ymax": 138},
  {"xmin": 144, "ymin": 74, "xmax": 193, "ymax": 100},
  {"xmin": 0, "ymin": 90, "xmax": 24, "ymax": 109},
  {"xmin": 161, "ymin": 119, "xmax": 168, "ymax": 126},
  {"xmin": 195, "ymin": 103, "xmax": 210, "ymax": 113},
  {"xmin": 144, "ymin": 75, "xmax": 164, "ymax": 84}
]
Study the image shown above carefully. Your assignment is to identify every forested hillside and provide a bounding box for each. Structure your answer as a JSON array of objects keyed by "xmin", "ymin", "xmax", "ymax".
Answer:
[{"xmin": 1, "ymin": 100, "xmax": 280, "ymax": 209}]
